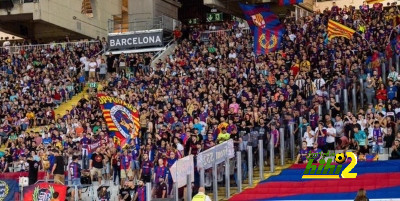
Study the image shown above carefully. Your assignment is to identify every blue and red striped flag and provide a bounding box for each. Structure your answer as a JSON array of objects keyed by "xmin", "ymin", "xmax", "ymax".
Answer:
[
  {"xmin": 279, "ymin": 0, "xmax": 303, "ymax": 6},
  {"xmin": 239, "ymin": 4, "xmax": 285, "ymax": 55}
]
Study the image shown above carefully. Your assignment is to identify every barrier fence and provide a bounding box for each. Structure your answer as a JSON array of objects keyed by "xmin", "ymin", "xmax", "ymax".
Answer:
[{"xmin": 0, "ymin": 41, "xmax": 102, "ymax": 56}]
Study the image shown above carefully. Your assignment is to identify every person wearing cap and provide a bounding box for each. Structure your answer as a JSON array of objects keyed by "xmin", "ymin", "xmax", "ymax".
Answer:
[{"xmin": 192, "ymin": 187, "xmax": 212, "ymax": 201}]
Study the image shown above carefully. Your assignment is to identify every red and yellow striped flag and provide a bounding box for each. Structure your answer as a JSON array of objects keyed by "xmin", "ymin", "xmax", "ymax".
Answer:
[
  {"xmin": 365, "ymin": 0, "xmax": 384, "ymax": 4},
  {"xmin": 327, "ymin": 20, "xmax": 356, "ymax": 40}
]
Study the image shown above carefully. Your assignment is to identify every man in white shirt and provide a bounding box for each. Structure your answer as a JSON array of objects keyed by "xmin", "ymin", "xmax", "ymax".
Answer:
[
  {"xmin": 313, "ymin": 73, "xmax": 326, "ymax": 90},
  {"xmin": 325, "ymin": 122, "xmax": 336, "ymax": 150},
  {"xmin": 88, "ymin": 57, "xmax": 97, "ymax": 80},
  {"xmin": 303, "ymin": 126, "xmax": 315, "ymax": 149},
  {"xmin": 388, "ymin": 66, "xmax": 398, "ymax": 82}
]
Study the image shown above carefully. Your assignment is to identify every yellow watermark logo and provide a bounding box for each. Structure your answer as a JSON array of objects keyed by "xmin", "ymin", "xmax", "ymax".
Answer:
[{"xmin": 302, "ymin": 152, "xmax": 357, "ymax": 179}]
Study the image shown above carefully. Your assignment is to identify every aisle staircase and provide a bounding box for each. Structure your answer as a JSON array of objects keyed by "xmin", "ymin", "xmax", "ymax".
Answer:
[
  {"xmin": 209, "ymin": 160, "xmax": 293, "ymax": 201},
  {"xmin": 0, "ymin": 85, "xmax": 97, "ymax": 152}
]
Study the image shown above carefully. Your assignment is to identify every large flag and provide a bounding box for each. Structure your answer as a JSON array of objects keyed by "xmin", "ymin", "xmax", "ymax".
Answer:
[
  {"xmin": 98, "ymin": 94, "xmax": 140, "ymax": 147},
  {"xmin": 240, "ymin": 4, "xmax": 284, "ymax": 55},
  {"xmin": 327, "ymin": 20, "xmax": 356, "ymax": 40},
  {"xmin": 279, "ymin": 0, "xmax": 304, "ymax": 6},
  {"xmin": 365, "ymin": 0, "xmax": 384, "ymax": 4},
  {"xmin": 23, "ymin": 183, "xmax": 67, "ymax": 201},
  {"xmin": 0, "ymin": 180, "xmax": 18, "ymax": 201},
  {"xmin": 240, "ymin": 4, "xmax": 280, "ymax": 30}
]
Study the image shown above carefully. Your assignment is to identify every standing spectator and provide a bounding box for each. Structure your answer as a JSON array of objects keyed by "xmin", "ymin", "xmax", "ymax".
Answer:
[
  {"xmin": 354, "ymin": 127, "xmax": 368, "ymax": 156},
  {"xmin": 88, "ymin": 57, "xmax": 97, "ymax": 80},
  {"xmin": 0, "ymin": 157, "xmax": 9, "ymax": 173},
  {"xmin": 140, "ymin": 153, "xmax": 153, "ymax": 183},
  {"xmin": 303, "ymin": 126, "xmax": 315, "ymax": 149},
  {"xmin": 154, "ymin": 176, "xmax": 167, "ymax": 199},
  {"xmin": 112, "ymin": 151, "xmax": 121, "ymax": 185},
  {"xmin": 120, "ymin": 149, "xmax": 132, "ymax": 185},
  {"xmin": 134, "ymin": 180, "xmax": 146, "ymax": 201},
  {"xmin": 51, "ymin": 150, "xmax": 65, "ymax": 184},
  {"xmin": 118, "ymin": 53, "xmax": 127, "ymax": 77},
  {"xmin": 372, "ymin": 121, "xmax": 384, "ymax": 155},
  {"xmin": 27, "ymin": 155, "xmax": 40, "ymax": 185},
  {"xmin": 90, "ymin": 148, "xmax": 104, "ymax": 185},
  {"xmin": 99, "ymin": 59, "xmax": 107, "ymax": 81},
  {"xmin": 69, "ymin": 155, "xmax": 82, "ymax": 200},
  {"xmin": 325, "ymin": 122, "xmax": 336, "ymax": 150}
]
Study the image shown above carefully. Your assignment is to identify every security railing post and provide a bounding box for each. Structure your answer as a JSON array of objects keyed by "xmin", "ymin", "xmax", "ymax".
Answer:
[
  {"xmin": 236, "ymin": 151, "xmax": 242, "ymax": 192},
  {"xmin": 335, "ymin": 94, "xmax": 340, "ymax": 103},
  {"xmin": 258, "ymin": 139, "xmax": 264, "ymax": 180},
  {"xmin": 396, "ymin": 56, "xmax": 399, "ymax": 73},
  {"xmin": 225, "ymin": 157, "xmax": 230, "ymax": 198},
  {"xmin": 187, "ymin": 174, "xmax": 192, "ymax": 201},
  {"xmin": 200, "ymin": 168, "xmax": 205, "ymax": 188},
  {"xmin": 146, "ymin": 182, "xmax": 151, "ymax": 201},
  {"xmin": 299, "ymin": 117, "xmax": 303, "ymax": 148},
  {"xmin": 75, "ymin": 186, "xmax": 78, "ymax": 201},
  {"xmin": 279, "ymin": 127, "xmax": 285, "ymax": 166},
  {"xmin": 382, "ymin": 61, "xmax": 386, "ymax": 84},
  {"xmin": 343, "ymin": 89, "xmax": 349, "ymax": 114},
  {"xmin": 290, "ymin": 124, "xmax": 295, "ymax": 161},
  {"xmin": 247, "ymin": 146, "xmax": 253, "ymax": 187},
  {"xmin": 326, "ymin": 100, "xmax": 330, "ymax": 116},
  {"xmin": 352, "ymin": 82, "xmax": 357, "ymax": 114},
  {"xmin": 213, "ymin": 150, "xmax": 218, "ymax": 201},
  {"xmin": 318, "ymin": 105, "xmax": 322, "ymax": 119},
  {"xmin": 360, "ymin": 78, "xmax": 364, "ymax": 108},
  {"xmin": 174, "ymin": 182, "xmax": 179, "ymax": 201},
  {"xmin": 270, "ymin": 133, "xmax": 275, "ymax": 173}
]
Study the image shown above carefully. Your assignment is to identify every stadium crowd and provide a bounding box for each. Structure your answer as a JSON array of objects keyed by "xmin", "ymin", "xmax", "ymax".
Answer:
[{"xmin": 1, "ymin": 1, "xmax": 400, "ymax": 201}]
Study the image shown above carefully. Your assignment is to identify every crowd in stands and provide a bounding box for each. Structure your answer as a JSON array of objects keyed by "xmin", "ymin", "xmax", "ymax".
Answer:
[{"xmin": 0, "ymin": 1, "xmax": 400, "ymax": 201}]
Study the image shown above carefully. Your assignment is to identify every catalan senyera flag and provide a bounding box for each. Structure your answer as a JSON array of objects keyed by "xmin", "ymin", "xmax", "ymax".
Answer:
[
  {"xmin": 98, "ymin": 94, "xmax": 140, "ymax": 147},
  {"xmin": 240, "ymin": 4, "xmax": 285, "ymax": 55},
  {"xmin": 365, "ymin": 0, "xmax": 384, "ymax": 4},
  {"xmin": 327, "ymin": 20, "xmax": 356, "ymax": 40},
  {"xmin": 279, "ymin": 0, "xmax": 304, "ymax": 6}
]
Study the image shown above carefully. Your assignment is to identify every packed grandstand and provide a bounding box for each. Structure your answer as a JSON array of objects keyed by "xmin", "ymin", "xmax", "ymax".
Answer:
[{"xmin": 0, "ymin": 1, "xmax": 400, "ymax": 201}]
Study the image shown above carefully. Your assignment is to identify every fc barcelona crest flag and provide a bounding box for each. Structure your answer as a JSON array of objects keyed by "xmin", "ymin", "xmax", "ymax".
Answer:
[
  {"xmin": 0, "ymin": 180, "xmax": 18, "ymax": 201},
  {"xmin": 98, "ymin": 94, "xmax": 140, "ymax": 147},
  {"xmin": 240, "ymin": 4, "xmax": 285, "ymax": 55},
  {"xmin": 23, "ymin": 183, "xmax": 67, "ymax": 201}
]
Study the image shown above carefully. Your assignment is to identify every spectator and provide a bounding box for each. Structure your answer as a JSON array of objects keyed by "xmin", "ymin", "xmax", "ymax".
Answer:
[
  {"xmin": 51, "ymin": 150, "xmax": 65, "ymax": 184},
  {"xmin": 69, "ymin": 155, "xmax": 82, "ymax": 200},
  {"xmin": 354, "ymin": 188, "xmax": 369, "ymax": 201}
]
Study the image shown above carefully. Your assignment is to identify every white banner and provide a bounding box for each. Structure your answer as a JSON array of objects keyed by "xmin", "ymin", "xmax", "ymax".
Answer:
[
  {"xmin": 170, "ymin": 155, "xmax": 194, "ymax": 188},
  {"xmin": 197, "ymin": 139, "xmax": 235, "ymax": 169}
]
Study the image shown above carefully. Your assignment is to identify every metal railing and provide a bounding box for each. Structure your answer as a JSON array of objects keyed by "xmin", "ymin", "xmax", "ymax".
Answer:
[
  {"xmin": 151, "ymin": 39, "xmax": 175, "ymax": 68},
  {"xmin": 200, "ymin": 28, "xmax": 251, "ymax": 42},
  {"xmin": 0, "ymin": 40, "xmax": 101, "ymax": 56},
  {"xmin": 108, "ymin": 15, "xmax": 180, "ymax": 33}
]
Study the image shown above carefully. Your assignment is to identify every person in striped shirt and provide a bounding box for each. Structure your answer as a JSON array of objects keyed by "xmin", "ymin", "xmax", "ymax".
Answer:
[
  {"xmin": 69, "ymin": 155, "xmax": 82, "ymax": 200},
  {"xmin": 134, "ymin": 180, "xmax": 146, "ymax": 201}
]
